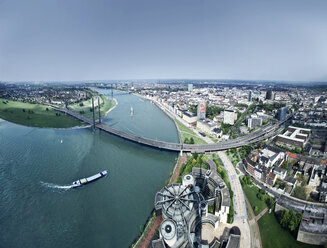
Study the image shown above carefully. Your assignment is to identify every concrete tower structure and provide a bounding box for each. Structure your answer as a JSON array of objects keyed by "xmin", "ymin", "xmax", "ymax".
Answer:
[{"xmin": 197, "ymin": 101, "xmax": 206, "ymax": 120}]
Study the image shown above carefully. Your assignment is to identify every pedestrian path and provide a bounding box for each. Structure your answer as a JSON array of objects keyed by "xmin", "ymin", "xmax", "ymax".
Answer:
[{"xmin": 254, "ymin": 207, "xmax": 268, "ymax": 222}]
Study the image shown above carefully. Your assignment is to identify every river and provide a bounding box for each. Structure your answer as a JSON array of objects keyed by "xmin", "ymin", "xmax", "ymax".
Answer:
[{"xmin": 0, "ymin": 89, "xmax": 179, "ymax": 248}]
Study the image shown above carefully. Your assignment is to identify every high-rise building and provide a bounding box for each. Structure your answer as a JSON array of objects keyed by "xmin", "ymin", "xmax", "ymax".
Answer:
[
  {"xmin": 277, "ymin": 106, "xmax": 287, "ymax": 121},
  {"xmin": 223, "ymin": 109, "xmax": 237, "ymax": 125},
  {"xmin": 266, "ymin": 89, "xmax": 273, "ymax": 100},
  {"xmin": 188, "ymin": 84, "xmax": 193, "ymax": 92},
  {"xmin": 248, "ymin": 90, "xmax": 252, "ymax": 102},
  {"xmin": 197, "ymin": 101, "xmax": 206, "ymax": 120}
]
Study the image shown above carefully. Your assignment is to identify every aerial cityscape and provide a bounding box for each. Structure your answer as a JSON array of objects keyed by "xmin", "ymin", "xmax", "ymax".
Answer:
[{"xmin": 1, "ymin": 1, "xmax": 327, "ymax": 248}]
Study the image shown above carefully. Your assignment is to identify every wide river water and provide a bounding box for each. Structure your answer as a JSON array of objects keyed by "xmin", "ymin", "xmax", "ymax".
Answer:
[{"xmin": 0, "ymin": 89, "xmax": 179, "ymax": 248}]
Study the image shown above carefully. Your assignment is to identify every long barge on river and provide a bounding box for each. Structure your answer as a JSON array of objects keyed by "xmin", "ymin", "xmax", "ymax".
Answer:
[{"xmin": 72, "ymin": 170, "xmax": 108, "ymax": 188}]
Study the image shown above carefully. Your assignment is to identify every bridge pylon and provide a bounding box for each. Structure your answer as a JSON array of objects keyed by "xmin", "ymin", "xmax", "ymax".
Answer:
[
  {"xmin": 98, "ymin": 97, "xmax": 101, "ymax": 124},
  {"xmin": 92, "ymin": 97, "xmax": 96, "ymax": 130}
]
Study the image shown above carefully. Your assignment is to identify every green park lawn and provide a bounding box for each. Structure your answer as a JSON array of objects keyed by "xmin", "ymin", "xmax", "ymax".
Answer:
[
  {"xmin": 67, "ymin": 94, "xmax": 115, "ymax": 120},
  {"xmin": 258, "ymin": 212, "xmax": 321, "ymax": 248},
  {"xmin": 242, "ymin": 185, "xmax": 267, "ymax": 215},
  {"xmin": 175, "ymin": 120, "xmax": 206, "ymax": 144},
  {"xmin": 0, "ymin": 98, "xmax": 82, "ymax": 128}
]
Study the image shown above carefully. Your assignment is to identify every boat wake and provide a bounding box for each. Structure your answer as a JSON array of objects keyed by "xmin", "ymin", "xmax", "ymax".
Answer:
[{"xmin": 40, "ymin": 181, "xmax": 73, "ymax": 191}]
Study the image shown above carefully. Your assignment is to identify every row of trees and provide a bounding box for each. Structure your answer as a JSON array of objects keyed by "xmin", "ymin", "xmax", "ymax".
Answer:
[
  {"xmin": 184, "ymin": 137, "xmax": 195, "ymax": 144},
  {"xmin": 241, "ymin": 175, "xmax": 275, "ymax": 210},
  {"xmin": 175, "ymin": 153, "xmax": 207, "ymax": 183},
  {"xmin": 22, "ymin": 109, "xmax": 34, "ymax": 114},
  {"xmin": 240, "ymin": 175, "xmax": 252, "ymax": 186},
  {"xmin": 212, "ymin": 157, "xmax": 234, "ymax": 223},
  {"xmin": 238, "ymin": 145, "xmax": 254, "ymax": 159}
]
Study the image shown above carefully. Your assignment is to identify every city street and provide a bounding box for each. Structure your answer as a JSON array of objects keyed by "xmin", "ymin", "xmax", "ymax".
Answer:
[{"xmin": 218, "ymin": 151, "xmax": 247, "ymax": 220}]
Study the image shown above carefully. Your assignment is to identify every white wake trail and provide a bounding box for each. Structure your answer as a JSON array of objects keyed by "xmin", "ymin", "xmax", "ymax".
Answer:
[{"xmin": 40, "ymin": 181, "xmax": 73, "ymax": 191}]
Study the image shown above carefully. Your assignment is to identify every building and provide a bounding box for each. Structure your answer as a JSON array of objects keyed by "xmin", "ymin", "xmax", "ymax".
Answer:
[
  {"xmin": 266, "ymin": 89, "xmax": 273, "ymax": 100},
  {"xmin": 257, "ymin": 112, "xmax": 269, "ymax": 121},
  {"xmin": 182, "ymin": 111, "xmax": 197, "ymax": 125},
  {"xmin": 276, "ymin": 126, "xmax": 311, "ymax": 148},
  {"xmin": 152, "ymin": 159, "xmax": 236, "ymax": 248},
  {"xmin": 248, "ymin": 116, "xmax": 262, "ymax": 129},
  {"xmin": 319, "ymin": 179, "xmax": 327, "ymax": 203},
  {"xmin": 248, "ymin": 90, "xmax": 252, "ymax": 102},
  {"xmin": 223, "ymin": 109, "xmax": 237, "ymax": 125},
  {"xmin": 197, "ymin": 101, "xmax": 206, "ymax": 120},
  {"xmin": 277, "ymin": 106, "xmax": 287, "ymax": 121},
  {"xmin": 188, "ymin": 84, "xmax": 193, "ymax": 92},
  {"xmin": 212, "ymin": 128, "xmax": 223, "ymax": 139},
  {"xmin": 243, "ymin": 146, "xmax": 287, "ymax": 186},
  {"xmin": 196, "ymin": 119, "xmax": 217, "ymax": 135}
]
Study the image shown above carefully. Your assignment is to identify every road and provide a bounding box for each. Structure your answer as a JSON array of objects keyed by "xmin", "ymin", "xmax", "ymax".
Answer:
[
  {"xmin": 48, "ymin": 103, "xmax": 286, "ymax": 153},
  {"xmin": 218, "ymin": 151, "xmax": 248, "ymax": 221}
]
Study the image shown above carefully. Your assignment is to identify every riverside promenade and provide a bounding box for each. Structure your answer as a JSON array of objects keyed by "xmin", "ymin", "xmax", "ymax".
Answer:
[{"xmin": 134, "ymin": 154, "xmax": 187, "ymax": 248}]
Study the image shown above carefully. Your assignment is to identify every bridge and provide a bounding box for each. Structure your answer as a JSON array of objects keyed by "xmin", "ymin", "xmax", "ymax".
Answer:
[{"xmin": 49, "ymin": 104, "xmax": 286, "ymax": 153}]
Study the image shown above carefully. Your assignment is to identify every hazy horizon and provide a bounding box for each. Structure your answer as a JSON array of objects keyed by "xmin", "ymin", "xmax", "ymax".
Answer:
[{"xmin": 1, "ymin": 0, "xmax": 327, "ymax": 82}]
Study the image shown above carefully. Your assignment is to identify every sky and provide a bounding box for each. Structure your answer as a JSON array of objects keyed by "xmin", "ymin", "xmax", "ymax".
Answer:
[{"xmin": 0, "ymin": 0, "xmax": 327, "ymax": 82}]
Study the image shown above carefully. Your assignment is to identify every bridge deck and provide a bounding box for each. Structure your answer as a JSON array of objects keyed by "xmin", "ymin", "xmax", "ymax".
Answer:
[{"xmin": 49, "ymin": 104, "xmax": 285, "ymax": 152}]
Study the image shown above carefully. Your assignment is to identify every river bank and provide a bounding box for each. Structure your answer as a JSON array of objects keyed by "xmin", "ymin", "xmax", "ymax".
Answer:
[
  {"xmin": 0, "ymin": 93, "xmax": 116, "ymax": 129},
  {"xmin": 130, "ymin": 154, "xmax": 187, "ymax": 248},
  {"xmin": 133, "ymin": 93, "xmax": 182, "ymax": 143}
]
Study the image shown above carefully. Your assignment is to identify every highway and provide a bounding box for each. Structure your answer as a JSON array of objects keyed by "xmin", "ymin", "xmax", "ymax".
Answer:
[{"xmin": 49, "ymin": 104, "xmax": 287, "ymax": 153}]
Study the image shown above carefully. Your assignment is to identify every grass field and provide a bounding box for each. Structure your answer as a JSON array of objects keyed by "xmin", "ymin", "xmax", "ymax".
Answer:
[
  {"xmin": 258, "ymin": 212, "xmax": 321, "ymax": 248},
  {"xmin": 67, "ymin": 94, "xmax": 115, "ymax": 120},
  {"xmin": 242, "ymin": 185, "xmax": 267, "ymax": 215},
  {"xmin": 175, "ymin": 120, "xmax": 206, "ymax": 144},
  {"xmin": 0, "ymin": 98, "xmax": 83, "ymax": 128}
]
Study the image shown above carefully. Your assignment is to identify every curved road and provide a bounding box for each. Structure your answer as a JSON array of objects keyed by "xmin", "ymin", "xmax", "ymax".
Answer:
[{"xmin": 50, "ymin": 105, "xmax": 287, "ymax": 153}]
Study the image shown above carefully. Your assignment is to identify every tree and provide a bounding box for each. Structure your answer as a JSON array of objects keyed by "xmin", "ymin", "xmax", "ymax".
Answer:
[
  {"xmin": 190, "ymin": 137, "xmax": 195, "ymax": 144},
  {"xmin": 220, "ymin": 170, "xmax": 226, "ymax": 180},
  {"xmin": 279, "ymin": 209, "xmax": 302, "ymax": 231},
  {"xmin": 184, "ymin": 137, "xmax": 189, "ymax": 144},
  {"xmin": 257, "ymin": 192, "xmax": 265, "ymax": 201},
  {"xmin": 280, "ymin": 210, "xmax": 290, "ymax": 229},
  {"xmin": 254, "ymin": 206, "xmax": 259, "ymax": 213},
  {"xmin": 46, "ymin": 108, "xmax": 49, "ymax": 111},
  {"xmin": 193, "ymin": 152, "xmax": 198, "ymax": 160},
  {"xmin": 266, "ymin": 197, "xmax": 275, "ymax": 209},
  {"xmin": 281, "ymin": 160, "xmax": 290, "ymax": 170},
  {"xmin": 259, "ymin": 188, "xmax": 265, "ymax": 194},
  {"xmin": 79, "ymin": 102, "xmax": 84, "ymax": 107}
]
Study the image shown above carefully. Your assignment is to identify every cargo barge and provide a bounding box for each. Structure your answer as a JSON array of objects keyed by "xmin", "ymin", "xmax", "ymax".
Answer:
[{"xmin": 72, "ymin": 170, "xmax": 108, "ymax": 188}]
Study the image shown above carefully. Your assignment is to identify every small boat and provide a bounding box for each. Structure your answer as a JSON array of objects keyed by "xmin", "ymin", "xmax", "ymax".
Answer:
[
  {"xmin": 72, "ymin": 170, "xmax": 108, "ymax": 188},
  {"xmin": 130, "ymin": 106, "xmax": 134, "ymax": 116}
]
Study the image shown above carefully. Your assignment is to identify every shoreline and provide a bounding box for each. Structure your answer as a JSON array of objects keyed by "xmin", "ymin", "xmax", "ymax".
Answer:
[
  {"xmin": 105, "ymin": 98, "xmax": 117, "ymax": 115},
  {"xmin": 0, "ymin": 95, "xmax": 117, "ymax": 130},
  {"xmin": 130, "ymin": 153, "xmax": 187, "ymax": 248},
  {"xmin": 133, "ymin": 93, "xmax": 182, "ymax": 143}
]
